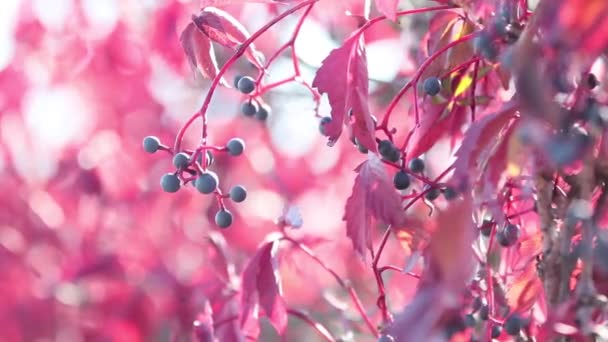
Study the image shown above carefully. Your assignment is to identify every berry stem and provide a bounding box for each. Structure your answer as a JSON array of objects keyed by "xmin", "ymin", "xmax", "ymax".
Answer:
[
  {"xmin": 173, "ymin": 0, "xmax": 320, "ymax": 153},
  {"xmin": 372, "ymin": 225, "xmax": 394, "ymax": 323},
  {"xmin": 281, "ymin": 236, "xmax": 379, "ymax": 337},
  {"xmin": 471, "ymin": 59, "xmax": 480, "ymax": 122},
  {"xmin": 379, "ymin": 265, "xmax": 420, "ymax": 278},
  {"xmin": 287, "ymin": 308, "xmax": 336, "ymax": 342},
  {"xmin": 371, "ymin": 166, "xmax": 454, "ymax": 325},
  {"xmin": 378, "ymin": 33, "xmax": 476, "ymax": 131},
  {"xmin": 485, "ymin": 224, "xmax": 497, "ymax": 341},
  {"xmin": 358, "ymin": 5, "xmax": 455, "ymax": 33}
]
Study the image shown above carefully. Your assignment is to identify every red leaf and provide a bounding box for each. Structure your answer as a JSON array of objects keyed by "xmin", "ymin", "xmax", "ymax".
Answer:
[
  {"xmin": 407, "ymin": 100, "xmax": 458, "ymax": 159},
  {"xmin": 343, "ymin": 153, "xmax": 404, "ymax": 259},
  {"xmin": 240, "ymin": 239, "xmax": 287, "ymax": 336},
  {"xmin": 180, "ymin": 22, "xmax": 227, "ymax": 85},
  {"xmin": 451, "ymin": 99, "xmax": 518, "ymax": 189},
  {"xmin": 192, "ymin": 7, "xmax": 265, "ymax": 68},
  {"xmin": 313, "ymin": 33, "xmax": 377, "ymax": 152},
  {"xmin": 375, "ymin": 0, "xmax": 398, "ymax": 21}
]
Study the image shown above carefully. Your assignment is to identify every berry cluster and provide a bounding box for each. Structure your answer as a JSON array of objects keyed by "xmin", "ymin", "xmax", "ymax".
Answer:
[
  {"xmin": 461, "ymin": 297, "xmax": 525, "ymax": 339},
  {"xmin": 143, "ymin": 135, "xmax": 248, "ymax": 228},
  {"xmin": 390, "ymin": 155, "xmax": 458, "ymax": 202},
  {"xmin": 236, "ymin": 75, "xmax": 271, "ymax": 121},
  {"xmin": 479, "ymin": 218, "xmax": 522, "ymax": 247}
]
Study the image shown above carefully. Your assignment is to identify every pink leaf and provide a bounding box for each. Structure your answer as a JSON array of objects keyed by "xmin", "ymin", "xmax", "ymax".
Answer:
[
  {"xmin": 313, "ymin": 33, "xmax": 377, "ymax": 152},
  {"xmin": 192, "ymin": 7, "xmax": 264, "ymax": 68},
  {"xmin": 180, "ymin": 22, "xmax": 228, "ymax": 86},
  {"xmin": 344, "ymin": 153, "xmax": 404, "ymax": 259},
  {"xmin": 375, "ymin": 0, "xmax": 398, "ymax": 21},
  {"xmin": 451, "ymin": 99, "xmax": 518, "ymax": 189},
  {"xmin": 428, "ymin": 195, "xmax": 475, "ymax": 287},
  {"xmin": 241, "ymin": 239, "xmax": 287, "ymax": 336}
]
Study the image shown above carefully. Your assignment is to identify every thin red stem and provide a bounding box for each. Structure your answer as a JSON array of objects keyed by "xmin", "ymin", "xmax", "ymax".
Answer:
[
  {"xmin": 371, "ymin": 165, "xmax": 454, "ymax": 324},
  {"xmin": 378, "ymin": 33, "xmax": 476, "ymax": 131},
  {"xmin": 287, "ymin": 308, "xmax": 336, "ymax": 342},
  {"xmin": 173, "ymin": 0, "xmax": 319, "ymax": 153},
  {"xmin": 282, "ymin": 236, "xmax": 379, "ymax": 337}
]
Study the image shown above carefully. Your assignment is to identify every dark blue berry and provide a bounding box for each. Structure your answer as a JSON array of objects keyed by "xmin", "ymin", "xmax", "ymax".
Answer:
[
  {"xmin": 378, "ymin": 140, "xmax": 394, "ymax": 155},
  {"xmin": 378, "ymin": 140, "xmax": 400, "ymax": 162},
  {"xmin": 464, "ymin": 314, "xmax": 476, "ymax": 327},
  {"xmin": 491, "ymin": 325, "xmax": 502, "ymax": 338},
  {"xmin": 172, "ymin": 152, "xmax": 190, "ymax": 169},
  {"xmin": 471, "ymin": 297, "xmax": 484, "ymax": 312},
  {"xmin": 143, "ymin": 136, "xmax": 161, "ymax": 153},
  {"xmin": 256, "ymin": 104, "xmax": 270, "ymax": 121},
  {"xmin": 478, "ymin": 305, "xmax": 489, "ymax": 320},
  {"xmin": 498, "ymin": 223, "xmax": 520, "ymax": 247},
  {"xmin": 229, "ymin": 185, "xmax": 247, "ymax": 203},
  {"xmin": 196, "ymin": 150, "xmax": 214, "ymax": 166},
  {"xmin": 425, "ymin": 186, "xmax": 441, "ymax": 201},
  {"xmin": 196, "ymin": 172, "xmax": 219, "ymax": 194},
  {"xmin": 504, "ymin": 315, "xmax": 522, "ymax": 336},
  {"xmin": 241, "ymin": 101, "xmax": 258, "ymax": 116},
  {"xmin": 385, "ymin": 148, "xmax": 401, "ymax": 162},
  {"xmin": 237, "ymin": 76, "xmax": 256, "ymax": 94},
  {"xmin": 319, "ymin": 116, "xmax": 332, "ymax": 136},
  {"xmin": 408, "ymin": 157, "xmax": 425, "ymax": 173},
  {"xmin": 423, "ymin": 77, "xmax": 442, "ymax": 96},
  {"xmin": 586, "ymin": 73, "xmax": 599, "ymax": 90},
  {"xmin": 233, "ymin": 75, "xmax": 243, "ymax": 88},
  {"xmin": 474, "ymin": 32, "xmax": 499, "ymax": 61},
  {"xmin": 215, "ymin": 209, "xmax": 233, "ymax": 228},
  {"xmin": 160, "ymin": 173, "xmax": 180, "ymax": 193},
  {"xmin": 377, "ymin": 334, "xmax": 395, "ymax": 342},
  {"xmin": 355, "ymin": 138, "xmax": 368, "ymax": 153},
  {"xmin": 442, "ymin": 186, "xmax": 458, "ymax": 200},
  {"xmin": 393, "ymin": 170, "xmax": 411, "ymax": 190},
  {"xmin": 226, "ymin": 138, "xmax": 245, "ymax": 156}
]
